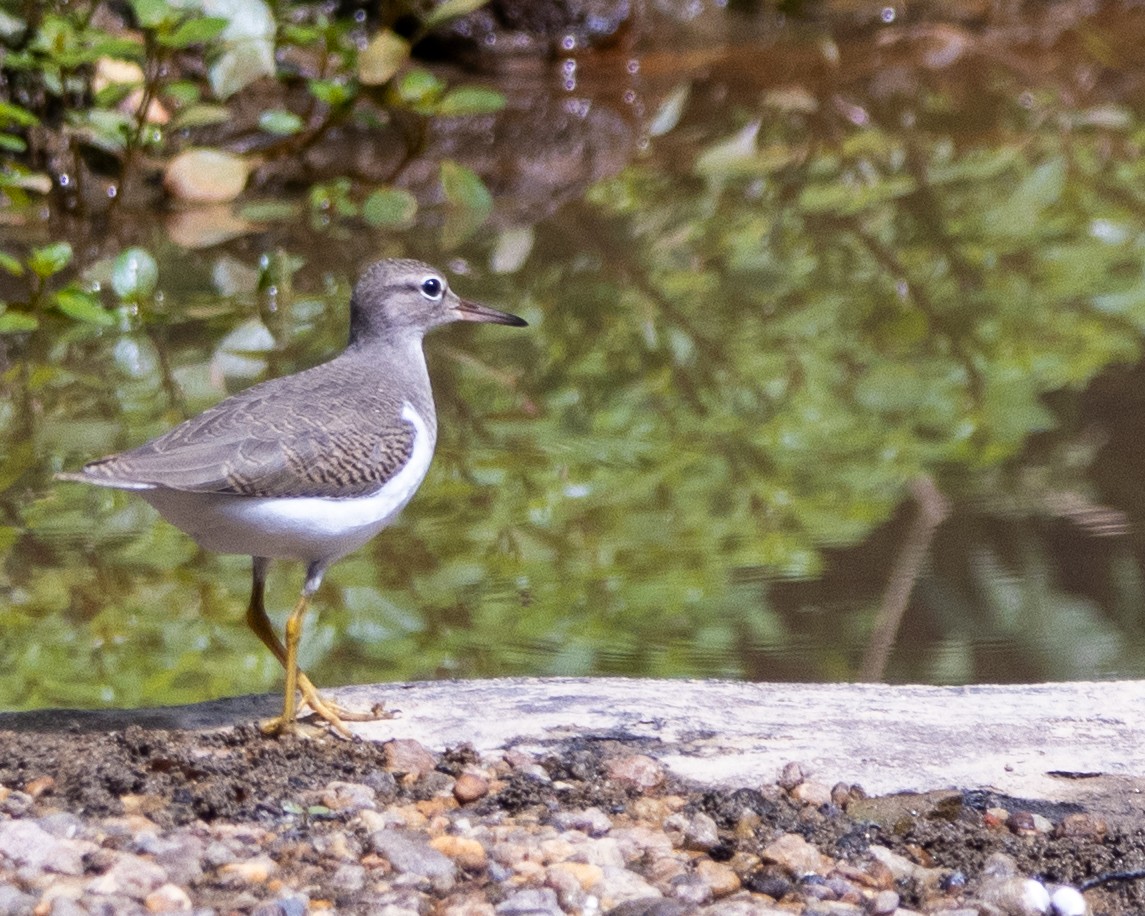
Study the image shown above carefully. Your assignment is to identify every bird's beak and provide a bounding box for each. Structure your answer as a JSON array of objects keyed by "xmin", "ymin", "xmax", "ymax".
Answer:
[{"xmin": 455, "ymin": 298, "xmax": 528, "ymax": 327}]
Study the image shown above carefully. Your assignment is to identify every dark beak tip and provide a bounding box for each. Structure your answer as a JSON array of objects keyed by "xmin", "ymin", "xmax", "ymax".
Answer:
[{"xmin": 456, "ymin": 298, "xmax": 529, "ymax": 328}]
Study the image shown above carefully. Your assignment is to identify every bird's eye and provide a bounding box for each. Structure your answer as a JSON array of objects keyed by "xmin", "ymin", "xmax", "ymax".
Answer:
[{"xmin": 419, "ymin": 276, "xmax": 444, "ymax": 300}]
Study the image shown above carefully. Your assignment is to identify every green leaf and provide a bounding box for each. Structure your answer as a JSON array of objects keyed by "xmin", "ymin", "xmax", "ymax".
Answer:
[
  {"xmin": 170, "ymin": 103, "xmax": 231, "ymax": 130},
  {"xmin": 258, "ymin": 110, "xmax": 304, "ymax": 136},
  {"xmin": 0, "ymin": 101, "xmax": 39, "ymax": 128},
  {"xmin": 308, "ymin": 79, "xmax": 355, "ymax": 108},
  {"xmin": 0, "ymin": 251, "xmax": 23, "ymax": 276},
  {"xmin": 27, "ymin": 242, "xmax": 73, "ymax": 279},
  {"xmin": 161, "ymin": 16, "xmax": 227, "ymax": 49},
  {"xmin": 0, "ymin": 134, "xmax": 26, "ymax": 153},
  {"xmin": 423, "ymin": 0, "xmax": 490, "ymax": 29},
  {"xmin": 53, "ymin": 287, "xmax": 114, "ymax": 325},
  {"xmin": 358, "ymin": 29, "xmax": 409, "ymax": 86},
  {"xmin": 362, "ymin": 187, "xmax": 418, "ymax": 227},
  {"xmin": 436, "ymin": 86, "xmax": 506, "ymax": 116},
  {"xmin": 129, "ymin": 0, "xmax": 174, "ymax": 29},
  {"xmin": 395, "ymin": 69, "xmax": 444, "ymax": 107},
  {"xmin": 441, "ymin": 160, "xmax": 492, "ymax": 216},
  {"xmin": 0, "ymin": 311, "xmax": 38, "ymax": 334},
  {"xmin": 111, "ymin": 247, "xmax": 158, "ymax": 302}
]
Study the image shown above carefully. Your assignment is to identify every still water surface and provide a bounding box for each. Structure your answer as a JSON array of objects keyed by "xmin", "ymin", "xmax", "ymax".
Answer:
[{"xmin": 3, "ymin": 3, "xmax": 1145, "ymax": 710}]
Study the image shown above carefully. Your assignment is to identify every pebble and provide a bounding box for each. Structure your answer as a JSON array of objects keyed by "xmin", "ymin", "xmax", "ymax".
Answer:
[
  {"xmin": 371, "ymin": 829, "xmax": 457, "ymax": 891},
  {"xmin": 0, "ymin": 819, "xmax": 92, "ymax": 875},
  {"xmin": 551, "ymin": 807, "xmax": 613, "ymax": 837},
  {"xmin": 1049, "ymin": 885, "xmax": 1087, "ymax": 915},
  {"xmin": 790, "ymin": 781, "xmax": 834, "ymax": 807},
  {"xmin": 760, "ymin": 833, "xmax": 831, "ymax": 876},
  {"xmin": 604, "ymin": 754, "xmax": 666, "ymax": 791},
  {"xmin": 321, "ymin": 780, "xmax": 378, "ymax": 812},
  {"xmin": 494, "ymin": 886, "xmax": 563, "ymax": 915},
  {"xmin": 429, "ymin": 835, "xmax": 488, "ymax": 870},
  {"xmin": 695, "ymin": 859, "xmax": 741, "ymax": 898},
  {"xmin": 384, "ymin": 739, "xmax": 439, "ymax": 780},
  {"xmin": 219, "ymin": 856, "xmax": 276, "ymax": 885},
  {"xmin": 144, "ymin": 882, "xmax": 192, "ymax": 912},
  {"xmin": 86, "ymin": 853, "xmax": 168, "ymax": 898},
  {"xmin": 453, "ymin": 773, "xmax": 490, "ymax": 804}
]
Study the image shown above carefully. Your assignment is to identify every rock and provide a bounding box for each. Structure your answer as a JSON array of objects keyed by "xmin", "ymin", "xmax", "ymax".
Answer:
[
  {"xmin": 250, "ymin": 896, "xmax": 308, "ymax": 916},
  {"xmin": 605, "ymin": 754, "xmax": 665, "ymax": 791},
  {"xmin": 371, "ymin": 829, "xmax": 457, "ymax": 891},
  {"xmin": 329, "ymin": 862, "xmax": 366, "ymax": 895},
  {"xmin": 429, "ymin": 835, "xmax": 488, "ymax": 871},
  {"xmin": 696, "ymin": 859, "xmax": 741, "ymax": 898},
  {"xmin": 778, "ymin": 762, "xmax": 806, "ymax": 790},
  {"xmin": 144, "ymin": 883, "xmax": 192, "ymax": 912},
  {"xmin": 760, "ymin": 833, "xmax": 831, "ymax": 877},
  {"xmin": 0, "ymin": 819, "xmax": 91, "ymax": 875},
  {"xmin": 219, "ymin": 856, "xmax": 277, "ymax": 885},
  {"xmin": 1048, "ymin": 885, "xmax": 1087, "ymax": 916},
  {"xmin": 86, "ymin": 853, "xmax": 168, "ymax": 898},
  {"xmin": 977, "ymin": 876, "xmax": 1051, "ymax": 915},
  {"xmin": 599, "ymin": 864, "xmax": 663, "ymax": 908},
  {"xmin": 453, "ymin": 773, "xmax": 490, "ymax": 804},
  {"xmin": 321, "ymin": 781, "xmax": 378, "ymax": 813},
  {"xmin": 0, "ymin": 883, "xmax": 37, "ymax": 916},
  {"xmin": 790, "ymin": 781, "xmax": 833, "ymax": 807},
  {"xmin": 494, "ymin": 886, "xmax": 563, "ymax": 915},
  {"xmin": 547, "ymin": 860, "xmax": 603, "ymax": 891},
  {"xmin": 384, "ymin": 739, "xmax": 439, "ymax": 780},
  {"xmin": 665, "ymin": 812, "xmax": 720, "ymax": 852},
  {"xmin": 551, "ymin": 807, "xmax": 613, "ymax": 837},
  {"xmin": 869, "ymin": 889, "xmax": 900, "ymax": 914}
]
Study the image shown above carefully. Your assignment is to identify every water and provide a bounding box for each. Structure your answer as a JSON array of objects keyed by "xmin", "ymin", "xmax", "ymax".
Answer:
[{"xmin": 3, "ymin": 2, "xmax": 1145, "ymax": 710}]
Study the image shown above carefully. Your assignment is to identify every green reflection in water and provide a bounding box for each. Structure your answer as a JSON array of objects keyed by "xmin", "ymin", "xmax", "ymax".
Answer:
[{"xmin": 5, "ymin": 10, "xmax": 1145, "ymax": 709}]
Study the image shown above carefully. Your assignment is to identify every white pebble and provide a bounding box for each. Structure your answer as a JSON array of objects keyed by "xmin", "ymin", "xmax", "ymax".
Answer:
[{"xmin": 1050, "ymin": 885, "xmax": 1087, "ymax": 916}]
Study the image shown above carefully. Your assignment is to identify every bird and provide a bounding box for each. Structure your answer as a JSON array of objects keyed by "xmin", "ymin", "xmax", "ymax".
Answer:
[{"xmin": 58, "ymin": 258, "xmax": 527, "ymax": 737}]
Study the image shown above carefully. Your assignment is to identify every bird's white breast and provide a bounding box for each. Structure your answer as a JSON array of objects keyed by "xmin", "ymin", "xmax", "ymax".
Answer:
[{"xmin": 140, "ymin": 402, "xmax": 435, "ymax": 562}]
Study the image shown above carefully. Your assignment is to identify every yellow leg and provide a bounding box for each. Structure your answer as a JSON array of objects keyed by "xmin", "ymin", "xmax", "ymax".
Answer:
[{"xmin": 246, "ymin": 559, "xmax": 384, "ymax": 738}]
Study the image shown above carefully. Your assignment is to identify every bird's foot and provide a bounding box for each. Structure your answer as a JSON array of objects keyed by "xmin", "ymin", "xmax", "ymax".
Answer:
[
  {"xmin": 298, "ymin": 679, "xmax": 392, "ymax": 731},
  {"xmin": 258, "ymin": 715, "xmax": 329, "ymax": 740}
]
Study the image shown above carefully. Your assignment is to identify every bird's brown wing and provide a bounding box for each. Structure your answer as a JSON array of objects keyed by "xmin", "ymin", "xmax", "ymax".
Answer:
[{"xmin": 78, "ymin": 369, "xmax": 417, "ymax": 499}]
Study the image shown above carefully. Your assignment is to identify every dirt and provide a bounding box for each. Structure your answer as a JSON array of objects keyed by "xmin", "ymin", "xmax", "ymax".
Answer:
[{"xmin": 1, "ymin": 723, "xmax": 1144, "ymax": 914}]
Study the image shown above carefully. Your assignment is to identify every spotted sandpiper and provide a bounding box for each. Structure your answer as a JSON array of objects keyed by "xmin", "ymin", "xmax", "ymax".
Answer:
[{"xmin": 58, "ymin": 258, "xmax": 527, "ymax": 737}]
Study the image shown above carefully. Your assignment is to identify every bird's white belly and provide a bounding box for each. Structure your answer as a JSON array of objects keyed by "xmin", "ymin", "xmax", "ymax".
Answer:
[{"xmin": 140, "ymin": 403, "xmax": 435, "ymax": 562}]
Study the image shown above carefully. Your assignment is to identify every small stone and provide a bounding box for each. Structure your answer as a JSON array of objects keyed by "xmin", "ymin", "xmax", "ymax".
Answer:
[
  {"xmin": 1008, "ymin": 811, "xmax": 1052, "ymax": 836},
  {"xmin": 86, "ymin": 853, "xmax": 168, "ymax": 899},
  {"xmin": 984, "ymin": 807, "xmax": 1011, "ymax": 828},
  {"xmin": 1054, "ymin": 813, "xmax": 1107, "ymax": 840},
  {"xmin": 384, "ymin": 739, "xmax": 438, "ymax": 780},
  {"xmin": 0, "ymin": 819, "xmax": 91, "ymax": 875},
  {"xmin": 430, "ymin": 836, "xmax": 487, "ymax": 871},
  {"xmin": 598, "ymin": 865, "xmax": 663, "ymax": 908},
  {"xmin": 545, "ymin": 864, "xmax": 588, "ymax": 912},
  {"xmin": 761, "ymin": 833, "xmax": 831, "ymax": 877},
  {"xmin": 220, "ymin": 856, "xmax": 277, "ymax": 884},
  {"xmin": 869, "ymin": 889, "xmax": 900, "ymax": 914},
  {"xmin": 605, "ymin": 754, "xmax": 665, "ymax": 791},
  {"xmin": 251, "ymin": 896, "xmax": 308, "ymax": 916},
  {"xmin": 371, "ymin": 829, "xmax": 456, "ymax": 891},
  {"xmin": 790, "ymin": 780, "xmax": 833, "ymax": 807},
  {"xmin": 0, "ymin": 883, "xmax": 37, "ymax": 916},
  {"xmin": 329, "ymin": 863, "xmax": 366, "ymax": 894},
  {"xmin": 830, "ymin": 783, "xmax": 853, "ymax": 808},
  {"xmin": 777, "ymin": 762, "xmax": 806, "ymax": 790},
  {"xmin": 695, "ymin": 859, "xmax": 741, "ymax": 898},
  {"xmin": 673, "ymin": 812, "xmax": 720, "ymax": 852},
  {"xmin": 547, "ymin": 861, "xmax": 603, "ymax": 891},
  {"xmin": 23, "ymin": 776, "xmax": 55, "ymax": 798},
  {"xmin": 977, "ymin": 876, "xmax": 1051, "ymax": 916},
  {"xmin": 669, "ymin": 874, "xmax": 713, "ymax": 907},
  {"xmin": 551, "ymin": 807, "xmax": 613, "ymax": 837},
  {"xmin": 453, "ymin": 773, "xmax": 489, "ymax": 804},
  {"xmin": 145, "ymin": 883, "xmax": 192, "ymax": 912},
  {"xmin": 494, "ymin": 887, "xmax": 563, "ymax": 915},
  {"xmin": 1048, "ymin": 885, "xmax": 1087, "ymax": 916},
  {"xmin": 321, "ymin": 781, "xmax": 377, "ymax": 812}
]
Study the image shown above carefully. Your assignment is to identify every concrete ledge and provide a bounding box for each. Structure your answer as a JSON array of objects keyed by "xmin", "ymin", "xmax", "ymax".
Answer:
[{"xmin": 3, "ymin": 677, "xmax": 1143, "ymax": 806}]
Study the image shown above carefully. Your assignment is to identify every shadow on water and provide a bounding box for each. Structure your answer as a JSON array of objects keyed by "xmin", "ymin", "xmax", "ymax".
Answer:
[{"xmin": 2, "ymin": 0, "xmax": 1145, "ymax": 710}]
